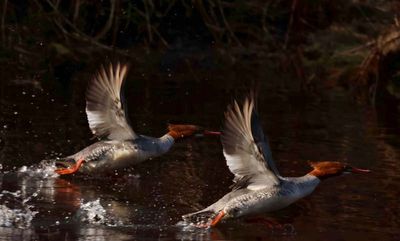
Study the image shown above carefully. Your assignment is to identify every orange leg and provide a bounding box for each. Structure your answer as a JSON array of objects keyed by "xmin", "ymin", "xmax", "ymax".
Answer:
[
  {"xmin": 55, "ymin": 159, "xmax": 85, "ymax": 175},
  {"xmin": 194, "ymin": 211, "xmax": 226, "ymax": 228},
  {"xmin": 209, "ymin": 211, "xmax": 225, "ymax": 227}
]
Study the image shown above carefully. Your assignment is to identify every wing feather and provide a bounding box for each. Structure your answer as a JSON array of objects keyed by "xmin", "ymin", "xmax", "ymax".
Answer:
[
  {"xmin": 85, "ymin": 63, "xmax": 137, "ymax": 140},
  {"xmin": 221, "ymin": 94, "xmax": 280, "ymax": 191}
]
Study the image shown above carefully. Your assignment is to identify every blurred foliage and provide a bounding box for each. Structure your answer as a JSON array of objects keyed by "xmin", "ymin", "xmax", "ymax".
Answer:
[{"xmin": 1, "ymin": 0, "xmax": 400, "ymax": 104}]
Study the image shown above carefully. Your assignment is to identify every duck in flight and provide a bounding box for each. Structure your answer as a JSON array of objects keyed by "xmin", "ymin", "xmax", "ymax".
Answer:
[
  {"xmin": 182, "ymin": 93, "xmax": 370, "ymax": 227},
  {"xmin": 54, "ymin": 63, "xmax": 220, "ymax": 175}
]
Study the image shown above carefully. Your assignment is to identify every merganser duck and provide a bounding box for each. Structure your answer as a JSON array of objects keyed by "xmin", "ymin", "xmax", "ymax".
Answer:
[
  {"xmin": 182, "ymin": 93, "xmax": 370, "ymax": 227},
  {"xmin": 54, "ymin": 63, "xmax": 220, "ymax": 175}
]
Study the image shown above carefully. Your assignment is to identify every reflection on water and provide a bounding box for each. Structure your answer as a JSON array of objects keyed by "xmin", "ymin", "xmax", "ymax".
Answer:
[{"xmin": 0, "ymin": 63, "xmax": 400, "ymax": 241}]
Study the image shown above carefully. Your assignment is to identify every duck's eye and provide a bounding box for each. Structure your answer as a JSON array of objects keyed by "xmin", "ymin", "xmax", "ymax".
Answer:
[{"xmin": 344, "ymin": 165, "xmax": 352, "ymax": 172}]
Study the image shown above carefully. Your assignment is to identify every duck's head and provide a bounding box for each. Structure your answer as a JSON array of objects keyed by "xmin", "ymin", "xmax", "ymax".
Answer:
[
  {"xmin": 167, "ymin": 124, "xmax": 221, "ymax": 140},
  {"xmin": 308, "ymin": 161, "xmax": 370, "ymax": 180}
]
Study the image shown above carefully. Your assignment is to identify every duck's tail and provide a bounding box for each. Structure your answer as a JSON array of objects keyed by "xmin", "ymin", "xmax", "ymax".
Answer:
[
  {"xmin": 53, "ymin": 157, "xmax": 76, "ymax": 169},
  {"xmin": 181, "ymin": 208, "xmax": 218, "ymax": 225}
]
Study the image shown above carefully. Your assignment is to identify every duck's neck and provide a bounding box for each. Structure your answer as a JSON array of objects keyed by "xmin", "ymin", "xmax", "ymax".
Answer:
[
  {"xmin": 299, "ymin": 173, "xmax": 321, "ymax": 185},
  {"xmin": 167, "ymin": 129, "xmax": 182, "ymax": 139},
  {"xmin": 288, "ymin": 174, "xmax": 321, "ymax": 199},
  {"xmin": 157, "ymin": 133, "xmax": 175, "ymax": 154}
]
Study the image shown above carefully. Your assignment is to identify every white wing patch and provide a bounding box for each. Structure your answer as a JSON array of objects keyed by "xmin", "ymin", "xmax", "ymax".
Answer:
[
  {"xmin": 85, "ymin": 63, "xmax": 137, "ymax": 140},
  {"xmin": 221, "ymin": 95, "xmax": 280, "ymax": 191}
]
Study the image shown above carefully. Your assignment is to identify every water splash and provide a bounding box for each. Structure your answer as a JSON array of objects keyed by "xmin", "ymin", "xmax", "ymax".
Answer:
[
  {"xmin": 79, "ymin": 199, "xmax": 107, "ymax": 224},
  {"xmin": 175, "ymin": 220, "xmax": 213, "ymax": 241},
  {"xmin": 178, "ymin": 212, "xmax": 215, "ymax": 230},
  {"xmin": 18, "ymin": 159, "xmax": 58, "ymax": 178},
  {"xmin": 0, "ymin": 190, "xmax": 38, "ymax": 228},
  {"xmin": 78, "ymin": 199, "xmax": 124, "ymax": 226},
  {"xmin": 0, "ymin": 205, "xmax": 38, "ymax": 228},
  {"xmin": 176, "ymin": 219, "xmax": 213, "ymax": 231},
  {"xmin": 0, "ymin": 159, "xmax": 58, "ymax": 229}
]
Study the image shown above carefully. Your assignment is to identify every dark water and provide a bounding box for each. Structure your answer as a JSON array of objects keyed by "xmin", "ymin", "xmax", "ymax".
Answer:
[{"xmin": 0, "ymin": 59, "xmax": 399, "ymax": 241}]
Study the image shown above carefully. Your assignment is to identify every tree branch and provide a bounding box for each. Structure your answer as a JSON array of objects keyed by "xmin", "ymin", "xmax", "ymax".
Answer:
[{"xmin": 94, "ymin": 0, "xmax": 116, "ymax": 40}]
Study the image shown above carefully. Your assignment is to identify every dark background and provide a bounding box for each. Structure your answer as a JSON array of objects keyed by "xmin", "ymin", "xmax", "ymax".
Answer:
[{"xmin": 0, "ymin": 1, "xmax": 399, "ymax": 240}]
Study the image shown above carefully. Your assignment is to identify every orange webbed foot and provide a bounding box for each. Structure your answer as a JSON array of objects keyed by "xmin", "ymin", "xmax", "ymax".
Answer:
[
  {"xmin": 193, "ymin": 211, "xmax": 225, "ymax": 229},
  {"xmin": 55, "ymin": 159, "xmax": 84, "ymax": 175},
  {"xmin": 209, "ymin": 211, "xmax": 225, "ymax": 227}
]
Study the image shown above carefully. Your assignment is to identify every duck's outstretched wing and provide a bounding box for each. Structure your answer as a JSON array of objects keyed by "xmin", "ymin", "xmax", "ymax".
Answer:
[
  {"xmin": 222, "ymin": 94, "xmax": 280, "ymax": 191},
  {"xmin": 85, "ymin": 63, "xmax": 137, "ymax": 140}
]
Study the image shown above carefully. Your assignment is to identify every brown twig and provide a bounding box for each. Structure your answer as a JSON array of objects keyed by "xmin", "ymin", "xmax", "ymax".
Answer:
[
  {"xmin": 13, "ymin": 46, "xmax": 37, "ymax": 56},
  {"xmin": 355, "ymin": 27, "xmax": 400, "ymax": 104},
  {"xmin": 131, "ymin": 2, "xmax": 169, "ymax": 47},
  {"xmin": 112, "ymin": 0, "xmax": 120, "ymax": 47},
  {"xmin": 152, "ymin": 25, "xmax": 169, "ymax": 48},
  {"xmin": 143, "ymin": 0, "xmax": 154, "ymax": 44},
  {"xmin": 261, "ymin": 0, "xmax": 280, "ymax": 49},
  {"xmin": 216, "ymin": 0, "xmax": 242, "ymax": 46},
  {"xmin": 1, "ymin": 0, "xmax": 7, "ymax": 47},
  {"xmin": 160, "ymin": 0, "xmax": 177, "ymax": 17},
  {"xmin": 336, "ymin": 41, "xmax": 376, "ymax": 56},
  {"xmin": 284, "ymin": 0, "xmax": 298, "ymax": 49},
  {"xmin": 193, "ymin": 0, "xmax": 222, "ymax": 43},
  {"xmin": 94, "ymin": 0, "xmax": 116, "ymax": 40},
  {"xmin": 54, "ymin": 0, "xmax": 60, "ymax": 9},
  {"xmin": 41, "ymin": 0, "xmax": 133, "ymax": 57},
  {"xmin": 73, "ymin": 0, "xmax": 81, "ymax": 25},
  {"xmin": 53, "ymin": 19, "xmax": 69, "ymax": 40}
]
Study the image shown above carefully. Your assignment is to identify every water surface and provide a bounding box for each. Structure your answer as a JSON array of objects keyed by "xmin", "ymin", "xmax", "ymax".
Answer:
[{"xmin": 0, "ymin": 61, "xmax": 399, "ymax": 241}]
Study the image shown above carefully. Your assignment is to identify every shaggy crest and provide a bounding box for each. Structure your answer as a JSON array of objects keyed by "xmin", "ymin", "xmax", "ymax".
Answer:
[
  {"xmin": 308, "ymin": 161, "xmax": 348, "ymax": 179},
  {"xmin": 167, "ymin": 124, "xmax": 200, "ymax": 139}
]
